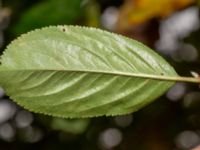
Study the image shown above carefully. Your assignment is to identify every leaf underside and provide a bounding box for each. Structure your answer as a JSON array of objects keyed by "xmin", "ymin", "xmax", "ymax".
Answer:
[{"xmin": 0, "ymin": 26, "xmax": 177, "ymax": 118}]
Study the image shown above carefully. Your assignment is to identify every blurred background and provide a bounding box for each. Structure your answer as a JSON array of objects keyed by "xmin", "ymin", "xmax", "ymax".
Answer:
[{"xmin": 0, "ymin": 0, "xmax": 200, "ymax": 149}]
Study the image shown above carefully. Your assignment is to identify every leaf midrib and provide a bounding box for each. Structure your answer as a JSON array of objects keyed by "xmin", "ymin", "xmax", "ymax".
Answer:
[{"xmin": 0, "ymin": 68, "xmax": 199, "ymax": 83}]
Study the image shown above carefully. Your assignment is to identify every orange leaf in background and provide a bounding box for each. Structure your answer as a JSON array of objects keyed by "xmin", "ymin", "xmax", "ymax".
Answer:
[{"xmin": 117, "ymin": 0, "xmax": 194, "ymax": 30}]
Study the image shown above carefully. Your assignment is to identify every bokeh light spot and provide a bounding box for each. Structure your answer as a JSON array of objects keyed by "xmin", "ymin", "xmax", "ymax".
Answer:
[{"xmin": 99, "ymin": 128, "xmax": 122, "ymax": 149}]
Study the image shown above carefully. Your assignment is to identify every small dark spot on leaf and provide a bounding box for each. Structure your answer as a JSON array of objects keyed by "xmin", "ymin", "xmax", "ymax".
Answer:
[
  {"xmin": 160, "ymin": 73, "xmax": 164, "ymax": 75},
  {"xmin": 62, "ymin": 28, "xmax": 65, "ymax": 32}
]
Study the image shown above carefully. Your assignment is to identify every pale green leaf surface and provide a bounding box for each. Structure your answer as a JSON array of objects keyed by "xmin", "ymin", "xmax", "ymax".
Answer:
[{"xmin": 0, "ymin": 26, "xmax": 177, "ymax": 118}]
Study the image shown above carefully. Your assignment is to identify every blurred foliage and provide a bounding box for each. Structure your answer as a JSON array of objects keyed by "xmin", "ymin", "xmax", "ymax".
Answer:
[
  {"xmin": 51, "ymin": 118, "xmax": 90, "ymax": 135},
  {"xmin": 0, "ymin": 0, "xmax": 200, "ymax": 150},
  {"xmin": 117, "ymin": 0, "xmax": 195, "ymax": 30},
  {"xmin": 83, "ymin": 0, "xmax": 100, "ymax": 27},
  {"xmin": 12, "ymin": 0, "xmax": 83, "ymax": 35}
]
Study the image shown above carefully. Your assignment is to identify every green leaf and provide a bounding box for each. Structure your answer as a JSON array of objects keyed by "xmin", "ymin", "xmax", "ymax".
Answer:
[
  {"xmin": 83, "ymin": 0, "xmax": 101, "ymax": 27},
  {"xmin": 12, "ymin": 0, "xmax": 83, "ymax": 35},
  {"xmin": 51, "ymin": 118, "xmax": 90, "ymax": 134},
  {"xmin": 0, "ymin": 25, "xmax": 177, "ymax": 118}
]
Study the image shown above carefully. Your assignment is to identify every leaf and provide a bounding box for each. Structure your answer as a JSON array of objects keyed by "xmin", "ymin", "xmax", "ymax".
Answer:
[
  {"xmin": 0, "ymin": 25, "xmax": 177, "ymax": 118},
  {"xmin": 117, "ymin": 0, "xmax": 194, "ymax": 30},
  {"xmin": 51, "ymin": 118, "xmax": 90, "ymax": 134},
  {"xmin": 83, "ymin": 0, "xmax": 101, "ymax": 27},
  {"xmin": 12, "ymin": 0, "xmax": 83, "ymax": 35}
]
